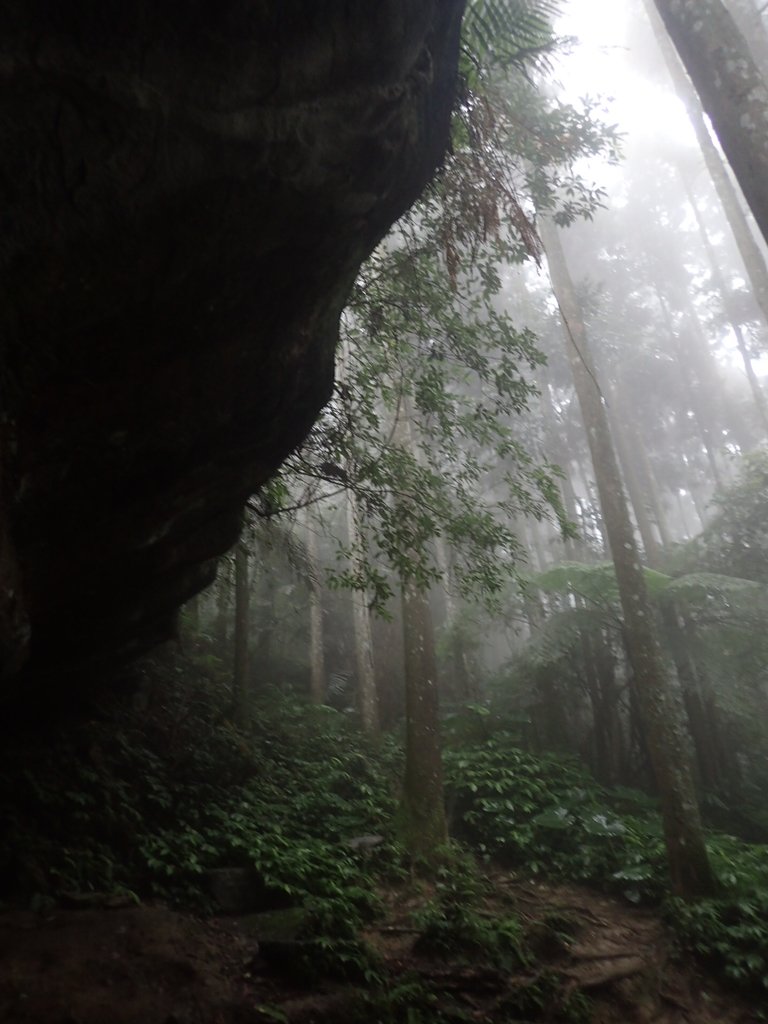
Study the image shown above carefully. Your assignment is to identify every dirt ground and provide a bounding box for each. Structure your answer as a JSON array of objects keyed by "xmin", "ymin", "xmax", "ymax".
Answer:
[{"xmin": 0, "ymin": 877, "xmax": 763, "ymax": 1024}]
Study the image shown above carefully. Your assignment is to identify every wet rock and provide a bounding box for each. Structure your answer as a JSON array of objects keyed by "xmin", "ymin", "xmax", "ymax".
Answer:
[{"xmin": 0, "ymin": 0, "xmax": 464, "ymax": 703}]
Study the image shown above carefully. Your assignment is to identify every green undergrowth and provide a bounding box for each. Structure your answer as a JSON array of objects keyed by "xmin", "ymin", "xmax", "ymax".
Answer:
[
  {"xmin": 442, "ymin": 717, "xmax": 768, "ymax": 991},
  {"xmin": 412, "ymin": 847, "xmax": 531, "ymax": 969},
  {"xmin": 1, "ymin": 648, "xmax": 767, "ymax": 994}
]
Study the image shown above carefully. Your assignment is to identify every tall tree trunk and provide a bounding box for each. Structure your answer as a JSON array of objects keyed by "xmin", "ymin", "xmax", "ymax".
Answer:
[
  {"xmin": 338, "ymin": 333, "xmax": 379, "ymax": 733},
  {"xmin": 677, "ymin": 329, "xmax": 725, "ymax": 489},
  {"xmin": 524, "ymin": 572, "xmax": 571, "ymax": 752},
  {"xmin": 394, "ymin": 399, "xmax": 447, "ymax": 866},
  {"xmin": 607, "ymin": 399, "xmax": 664, "ymax": 568},
  {"xmin": 653, "ymin": 284, "xmax": 725, "ymax": 489},
  {"xmin": 539, "ymin": 379, "xmax": 585, "ymax": 559},
  {"xmin": 726, "ymin": 0, "xmax": 768, "ymax": 79},
  {"xmin": 435, "ymin": 536, "xmax": 477, "ymax": 702},
  {"xmin": 575, "ymin": 460, "xmax": 610, "ymax": 555},
  {"xmin": 304, "ymin": 514, "xmax": 326, "ymax": 705},
  {"xmin": 252, "ymin": 565, "xmax": 276, "ymax": 685},
  {"xmin": 539, "ymin": 216, "xmax": 715, "ymax": 899},
  {"xmin": 675, "ymin": 489, "xmax": 693, "ymax": 539},
  {"xmin": 232, "ymin": 539, "xmax": 250, "ymax": 727},
  {"xmin": 651, "ymin": 0, "xmax": 768, "ymax": 247},
  {"xmin": 617, "ymin": 403, "xmax": 674, "ymax": 548},
  {"xmin": 646, "ymin": 0, "xmax": 768, "ymax": 327},
  {"xmin": 400, "ymin": 574, "xmax": 448, "ymax": 864},
  {"xmin": 686, "ymin": 181, "xmax": 768, "ymax": 435},
  {"xmin": 525, "ymin": 517, "xmax": 549, "ymax": 571},
  {"xmin": 346, "ymin": 490, "xmax": 380, "ymax": 733},
  {"xmin": 582, "ymin": 626, "xmax": 623, "ymax": 785}
]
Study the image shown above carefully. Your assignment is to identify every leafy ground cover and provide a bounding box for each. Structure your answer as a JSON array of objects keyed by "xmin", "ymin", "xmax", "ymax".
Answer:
[{"xmin": 1, "ymin": 642, "xmax": 767, "ymax": 1020}]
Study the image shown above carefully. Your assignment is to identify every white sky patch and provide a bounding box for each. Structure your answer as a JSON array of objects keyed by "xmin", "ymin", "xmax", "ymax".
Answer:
[
  {"xmin": 554, "ymin": 0, "xmax": 697, "ymax": 182},
  {"xmin": 546, "ymin": 0, "xmax": 768, "ymax": 386}
]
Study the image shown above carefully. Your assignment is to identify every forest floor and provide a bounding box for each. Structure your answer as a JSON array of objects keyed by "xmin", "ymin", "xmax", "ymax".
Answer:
[{"xmin": 0, "ymin": 872, "xmax": 761, "ymax": 1024}]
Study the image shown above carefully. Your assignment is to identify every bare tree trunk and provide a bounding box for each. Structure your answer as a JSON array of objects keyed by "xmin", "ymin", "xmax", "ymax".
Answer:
[
  {"xmin": 726, "ymin": 0, "xmax": 768, "ymax": 80},
  {"xmin": 435, "ymin": 536, "xmax": 477, "ymax": 702},
  {"xmin": 539, "ymin": 216, "xmax": 715, "ymax": 899},
  {"xmin": 653, "ymin": 284, "xmax": 725, "ymax": 489},
  {"xmin": 616, "ymin": 402, "xmax": 674, "ymax": 548},
  {"xmin": 304, "ymin": 514, "xmax": 326, "ymax": 705},
  {"xmin": 646, "ymin": 0, "xmax": 768, "ymax": 327},
  {"xmin": 232, "ymin": 539, "xmax": 250, "ymax": 727},
  {"xmin": 686, "ymin": 181, "xmax": 768, "ymax": 435},
  {"xmin": 346, "ymin": 490, "xmax": 380, "ymax": 733},
  {"xmin": 400, "ymin": 573, "xmax": 448, "ymax": 864},
  {"xmin": 607, "ymin": 399, "xmax": 664, "ymax": 568},
  {"xmin": 338, "ymin": 334, "xmax": 379, "ymax": 733},
  {"xmin": 651, "ymin": 0, "xmax": 768, "ymax": 247},
  {"xmin": 526, "ymin": 517, "xmax": 549, "ymax": 571},
  {"xmin": 394, "ymin": 399, "xmax": 447, "ymax": 867},
  {"xmin": 539, "ymin": 378, "xmax": 586, "ymax": 560}
]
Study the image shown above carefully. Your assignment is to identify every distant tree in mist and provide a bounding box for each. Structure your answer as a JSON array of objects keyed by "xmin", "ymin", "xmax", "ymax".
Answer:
[{"xmin": 539, "ymin": 215, "xmax": 715, "ymax": 899}]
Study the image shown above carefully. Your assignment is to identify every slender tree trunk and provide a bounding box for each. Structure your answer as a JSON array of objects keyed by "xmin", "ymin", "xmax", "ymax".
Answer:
[
  {"xmin": 232, "ymin": 539, "xmax": 250, "ymax": 726},
  {"xmin": 651, "ymin": 0, "xmax": 768, "ymax": 248},
  {"xmin": 346, "ymin": 490, "xmax": 379, "ymax": 733},
  {"xmin": 539, "ymin": 216, "xmax": 715, "ymax": 899},
  {"xmin": 582, "ymin": 626, "xmax": 622, "ymax": 785},
  {"xmin": 677, "ymin": 337, "xmax": 724, "ymax": 489},
  {"xmin": 674, "ymin": 490, "xmax": 692, "ymax": 540},
  {"xmin": 394, "ymin": 399, "xmax": 447, "ymax": 866},
  {"xmin": 646, "ymin": 0, "xmax": 768, "ymax": 327},
  {"xmin": 539, "ymin": 379, "xmax": 584, "ymax": 559},
  {"xmin": 575, "ymin": 460, "xmax": 609, "ymax": 555},
  {"xmin": 436, "ymin": 537, "xmax": 477, "ymax": 702},
  {"xmin": 686, "ymin": 182, "xmax": 768, "ymax": 434},
  {"xmin": 252, "ymin": 565, "xmax": 276, "ymax": 685},
  {"xmin": 653, "ymin": 284, "xmax": 725, "ymax": 489},
  {"xmin": 526, "ymin": 517, "xmax": 549, "ymax": 571},
  {"xmin": 595, "ymin": 632, "xmax": 624, "ymax": 785},
  {"xmin": 618, "ymin": 405, "xmax": 674, "ymax": 548},
  {"xmin": 338, "ymin": 333, "xmax": 379, "ymax": 732},
  {"xmin": 400, "ymin": 574, "xmax": 448, "ymax": 864},
  {"xmin": 304, "ymin": 515, "xmax": 326, "ymax": 705},
  {"xmin": 607, "ymin": 399, "xmax": 664, "ymax": 568}
]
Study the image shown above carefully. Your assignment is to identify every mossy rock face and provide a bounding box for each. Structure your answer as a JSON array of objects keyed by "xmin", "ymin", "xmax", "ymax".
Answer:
[{"xmin": 0, "ymin": 0, "xmax": 464, "ymax": 703}]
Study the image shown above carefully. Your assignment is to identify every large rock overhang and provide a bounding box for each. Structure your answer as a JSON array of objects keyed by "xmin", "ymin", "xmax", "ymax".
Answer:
[{"xmin": 0, "ymin": 0, "xmax": 465, "ymax": 696}]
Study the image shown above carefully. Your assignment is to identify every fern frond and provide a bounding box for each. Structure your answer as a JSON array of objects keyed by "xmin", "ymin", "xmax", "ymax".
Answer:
[{"xmin": 461, "ymin": 0, "xmax": 562, "ymax": 77}]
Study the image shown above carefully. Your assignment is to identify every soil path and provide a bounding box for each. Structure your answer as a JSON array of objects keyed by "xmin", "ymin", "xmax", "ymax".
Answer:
[{"xmin": 0, "ymin": 877, "xmax": 762, "ymax": 1023}]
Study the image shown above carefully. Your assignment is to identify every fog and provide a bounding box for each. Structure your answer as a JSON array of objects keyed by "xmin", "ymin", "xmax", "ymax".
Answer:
[{"xmin": 6, "ymin": 3, "xmax": 768, "ymax": 1016}]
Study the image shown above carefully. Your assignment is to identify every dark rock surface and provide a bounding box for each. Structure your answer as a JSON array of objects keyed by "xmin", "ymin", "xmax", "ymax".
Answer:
[{"xmin": 0, "ymin": 1, "xmax": 464, "ymax": 697}]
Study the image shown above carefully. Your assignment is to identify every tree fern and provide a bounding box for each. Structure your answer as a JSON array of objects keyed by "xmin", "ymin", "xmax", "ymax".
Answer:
[
  {"xmin": 462, "ymin": 0, "xmax": 562, "ymax": 78},
  {"xmin": 530, "ymin": 560, "xmax": 671, "ymax": 608},
  {"xmin": 525, "ymin": 604, "xmax": 613, "ymax": 670}
]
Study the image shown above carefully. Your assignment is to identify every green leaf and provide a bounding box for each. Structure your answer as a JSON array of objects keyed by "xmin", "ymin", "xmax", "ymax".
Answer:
[{"xmin": 533, "ymin": 806, "xmax": 573, "ymax": 829}]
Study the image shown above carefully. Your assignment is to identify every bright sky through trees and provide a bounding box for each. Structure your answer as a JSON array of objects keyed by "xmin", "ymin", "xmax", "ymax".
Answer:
[{"xmin": 551, "ymin": 0, "xmax": 768, "ymax": 376}]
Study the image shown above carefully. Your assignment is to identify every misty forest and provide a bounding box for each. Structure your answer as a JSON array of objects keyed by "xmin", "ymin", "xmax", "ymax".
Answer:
[{"xmin": 4, "ymin": 1, "xmax": 768, "ymax": 1022}]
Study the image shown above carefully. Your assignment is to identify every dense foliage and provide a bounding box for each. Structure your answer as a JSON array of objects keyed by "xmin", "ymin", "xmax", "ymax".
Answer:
[{"xmin": 3, "ymin": 647, "xmax": 767, "ymax": 994}]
